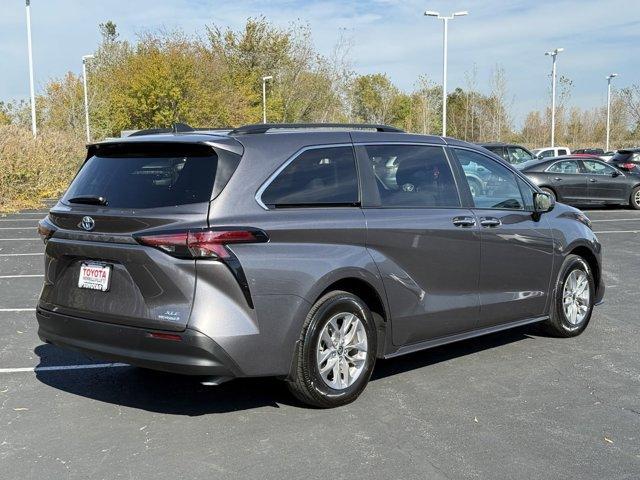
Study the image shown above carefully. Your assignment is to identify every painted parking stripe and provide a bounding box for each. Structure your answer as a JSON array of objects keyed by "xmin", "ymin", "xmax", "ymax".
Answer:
[
  {"xmin": 0, "ymin": 253, "xmax": 44, "ymax": 257},
  {"xmin": 0, "ymin": 308, "xmax": 36, "ymax": 312},
  {"xmin": 0, "ymin": 227, "xmax": 38, "ymax": 230},
  {"xmin": 0, "ymin": 219, "xmax": 40, "ymax": 222},
  {"xmin": 0, "ymin": 238, "xmax": 40, "ymax": 241},
  {"xmin": 0, "ymin": 275, "xmax": 44, "ymax": 279},
  {"xmin": 0, "ymin": 212, "xmax": 48, "ymax": 214},
  {"xmin": 591, "ymin": 218, "xmax": 640, "ymax": 222},
  {"xmin": 0, "ymin": 363, "xmax": 128, "ymax": 374},
  {"xmin": 593, "ymin": 230, "xmax": 640, "ymax": 234}
]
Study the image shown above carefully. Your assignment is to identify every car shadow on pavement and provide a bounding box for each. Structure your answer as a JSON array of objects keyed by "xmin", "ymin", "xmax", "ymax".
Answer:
[
  {"xmin": 33, "ymin": 324, "xmax": 537, "ymax": 414},
  {"xmin": 371, "ymin": 324, "xmax": 536, "ymax": 381}
]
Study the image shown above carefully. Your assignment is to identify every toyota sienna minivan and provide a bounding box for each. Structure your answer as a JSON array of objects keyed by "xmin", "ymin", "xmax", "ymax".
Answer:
[{"xmin": 36, "ymin": 123, "xmax": 604, "ymax": 407}]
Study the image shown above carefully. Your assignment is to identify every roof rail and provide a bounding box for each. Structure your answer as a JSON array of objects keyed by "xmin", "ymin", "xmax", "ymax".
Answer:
[
  {"xmin": 127, "ymin": 123, "xmax": 234, "ymax": 137},
  {"xmin": 128, "ymin": 122, "xmax": 194, "ymax": 137},
  {"xmin": 229, "ymin": 123, "xmax": 404, "ymax": 135}
]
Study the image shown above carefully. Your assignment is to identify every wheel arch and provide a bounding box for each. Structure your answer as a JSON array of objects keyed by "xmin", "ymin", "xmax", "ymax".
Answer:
[
  {"xmin": 568, "ymin": 245, "xmax": 601, "ymax": 298},
  {"xmin": 315, "ymin": 276, "xmax": 389, "ymax": 358}
]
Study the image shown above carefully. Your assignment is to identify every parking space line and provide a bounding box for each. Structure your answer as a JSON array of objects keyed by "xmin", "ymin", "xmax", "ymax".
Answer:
[
  {"xmin": 0, "ymin": 212, "xmax": 48, "ymax": 214},
  {"xmin": 593, "ymin": 230, "xmax": 640, "ymax": 234},
  {"xmin": 0, "ymin": 363, "xmax": 128, "ymax": 374},
  {"xmin": 0, "ymin": 308, "xmax": 36, "ymax": 312},
  {"xmin": 0, "ymin": 219, "xmax": 40, "ymax": 222},
  {"xmin": 0, "ymin": 238, "xmax": 40, "ymax": 241},
  {"xmin": 591, "ymin": 218, "xmax": 640, "ymax": 222},
  {"xmin": 0, "ymin": 253, "xmax": 44, "ymax": 256},
  {"xmin": 0, "ymin": 227, "xmax": 37, "ymax": 230},
  {"xmin": 0, "ymin": 275, "xmax": 44, "ymax": 279}
]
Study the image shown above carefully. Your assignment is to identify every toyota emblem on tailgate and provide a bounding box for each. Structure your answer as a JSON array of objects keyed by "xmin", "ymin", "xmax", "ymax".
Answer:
[{"xmin": 79, "ymin": 216, "xmax": 95, "ymax": 231}]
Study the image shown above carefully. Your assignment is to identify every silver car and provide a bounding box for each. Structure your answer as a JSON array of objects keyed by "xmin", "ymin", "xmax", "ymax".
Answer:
[{"xmin": 36, "ymin": 123, "xmax": 604, "ymax": 407}]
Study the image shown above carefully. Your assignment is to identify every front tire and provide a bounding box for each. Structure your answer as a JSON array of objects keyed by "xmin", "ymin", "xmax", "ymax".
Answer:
[
  {"xmin": 543, "ymin": 255, "xmax": 595, "ymax": 337},
  {"xmin": 629, "ymin": 186, "xmax": 640, "ymax": 210},
  {"xmin": 286, "ymin": 291, "xmax": 377, "ymax": 408}
]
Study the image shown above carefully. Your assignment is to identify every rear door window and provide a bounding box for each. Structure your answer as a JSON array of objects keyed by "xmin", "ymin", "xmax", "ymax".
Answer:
[
  {"xmin": 363, "ymin": 144, "xmax": 460, "ymax": 208},
  {"xmin": 558, "ymin": 149, "xmax": 569, "ymax": 155},
  {"xmin": 64, "ymin": 145, "xmax": 220, "ymax": 209},
  {"xmin": 261, "ymin": 146, "xmax": 359, "ymax": 207},
  {"xmin": 546, "ymin": 161, "xmax": 581, "ymax": 174}
]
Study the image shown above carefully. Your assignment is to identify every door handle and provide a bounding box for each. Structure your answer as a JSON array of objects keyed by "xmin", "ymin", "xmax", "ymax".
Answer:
[
  {"xmin": 554, "ymin": 177, "xmax": 563, "ymax": 181},
  {"xmin": 452, "ymin": 216, "xmax": 476, "ymax": 228},
  {"xmin": 589, "ymin": 178, "xmax": 597, "ymax": 183},
  {"xmin": 480, "ymin": 217, "xmax": 501, "ymax": 228}
]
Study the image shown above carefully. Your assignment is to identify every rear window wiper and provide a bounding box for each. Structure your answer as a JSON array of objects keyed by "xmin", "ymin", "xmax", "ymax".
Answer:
[{"xmin": 67, "ymin": 195, "xmax": 108, "ymax": 206}]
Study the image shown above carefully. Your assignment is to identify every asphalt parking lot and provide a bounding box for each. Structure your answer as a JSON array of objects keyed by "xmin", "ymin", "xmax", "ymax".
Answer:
[{"xmin": 1, "ymin": 208, "xmax": 639, "ymax": 479}]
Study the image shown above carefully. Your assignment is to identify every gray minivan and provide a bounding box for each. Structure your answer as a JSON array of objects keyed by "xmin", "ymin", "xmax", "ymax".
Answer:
[{"xmin": 37, "ymin": 124, "xmax": 604, "ymax": 407}]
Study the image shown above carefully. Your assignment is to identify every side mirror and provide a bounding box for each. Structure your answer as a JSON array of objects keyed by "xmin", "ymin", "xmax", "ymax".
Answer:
[
  {"xmin": 534, "ymin": 192, "xmax": 554, "ymax": 213},
  {"xmin": 611, "ymin": 170, "xmax": 621, "ymax": 177}
]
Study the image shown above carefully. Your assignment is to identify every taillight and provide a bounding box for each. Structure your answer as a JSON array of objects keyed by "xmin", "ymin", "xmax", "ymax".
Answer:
[
  {"xmin": 134, "ymin": 228, "xmax": 268, "ymax": 259},
  {"xmin": 37, "ymin": 216, "xmax": 57, "ymax": 244}
]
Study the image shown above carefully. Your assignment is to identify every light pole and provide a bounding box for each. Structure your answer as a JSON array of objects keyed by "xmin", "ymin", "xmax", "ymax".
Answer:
[
  {"xmin": 605, "ymin": 73, "xmax": 618, "ymax": 151},
  {"xmin": 82, "ymin": 54, "xmax": 94, "ymax": 142},
  {"xmin": 424, "ymin": 10, "xmax": 468, "ymax": 137},
  {"xmin": 262, "ymin": 75, "xmax": 273, "ymax": 124},
  {"xmin": 25, "ymin": 0, "xmax": 37, "ymax": 137},
  {"xmin": 545, "ymin": 47, "xmax": 563, "ymax": 147}
]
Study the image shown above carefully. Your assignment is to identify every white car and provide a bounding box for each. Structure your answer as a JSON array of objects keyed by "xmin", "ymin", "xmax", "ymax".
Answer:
[{"xmin": 532, "ymin": 147, "xmax": 571, "ymax": 159}]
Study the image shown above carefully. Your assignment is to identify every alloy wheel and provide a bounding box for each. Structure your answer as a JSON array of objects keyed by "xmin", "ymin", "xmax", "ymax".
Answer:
[
  {"xmin": 562, "ymin": 269, "xmax": 590, "ymax": 325},
  {"xmin": 316, "ymin": 312, "xmax": 368, "ymax": 390}
]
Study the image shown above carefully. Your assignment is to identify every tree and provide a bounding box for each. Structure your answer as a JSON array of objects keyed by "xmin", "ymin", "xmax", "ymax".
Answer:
[{"xmin": 350, "ymin": 74, "xmax": 399, "ymax": 124}]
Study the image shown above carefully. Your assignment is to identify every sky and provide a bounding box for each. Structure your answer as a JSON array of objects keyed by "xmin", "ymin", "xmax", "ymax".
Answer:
[{"xmin": 1, "ymin": 0, "xmax": 639, "ymax": 127}]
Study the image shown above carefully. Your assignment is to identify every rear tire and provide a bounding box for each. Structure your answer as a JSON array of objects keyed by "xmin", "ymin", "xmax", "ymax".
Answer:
[
  {"xmin": 629, "ymin": 186, "xmax": 640, "ymax": 210},
  {"xmin": 540, "ymin": 187, "xmax": 557, "ymax": 203},
  {"xmin": 286, "ymin": 291, "xmax": 377, "ymax": 408},
  {"xmin": 543, "ymin": 255, "xmax": 595, "ymax": 337}
]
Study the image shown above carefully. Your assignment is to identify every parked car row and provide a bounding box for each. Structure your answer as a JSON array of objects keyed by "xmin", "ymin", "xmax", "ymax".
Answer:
[
  {"xmin": 517, "ymin": 155, "xmax": 640, "ymax": 209},
  {"xmin": 475, "ymin": 142, "xmax": 640, "ymax": 209}
]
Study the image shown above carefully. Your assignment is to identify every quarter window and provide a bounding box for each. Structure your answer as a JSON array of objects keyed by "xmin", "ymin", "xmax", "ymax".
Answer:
[
  {"xmin": 363, "ymin": 144, "xmax": 460, "ymax": 208},
  {"xmin": 546, "ymin": 161, "xmax": 581, "ymax": 174},
  {"xmin": 454, "ymin": 148, "xmax": 524, "ymax": 210},
  {"xmin": 261, "ymin": 146, "xmax": 359, "ymax": 207}
]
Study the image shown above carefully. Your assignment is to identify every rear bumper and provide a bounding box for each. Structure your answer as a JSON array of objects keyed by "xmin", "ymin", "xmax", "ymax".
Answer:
[{"xmin": 36, "ymin": 307, "xmax": 242, "ymax": 377}]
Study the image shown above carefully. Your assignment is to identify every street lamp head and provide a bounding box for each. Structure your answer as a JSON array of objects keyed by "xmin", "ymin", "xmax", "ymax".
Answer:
[
  {"xmin": 555, "ymin": 48, "xmax": 564, "ymax": 53},
  {"xmin": 82, "ymin": 54, "xmax": 95, "ymax": 62},
  {"xmin": 545, "ymin": 48, "xmax": 563, "ymax": 57},
  {"xmin": 607, "ymin": 73, "xmax": 618, "ymax": 80},
  {"xmin": 424, "ymin": 10, "xmax": 440, "ymax": 17},
  {"xmin": 262, "ymin": 75, "xmax": 273, "ymax": 82},
  {"xmin": 453, "ymin": 11, "xmax": 468, "ymax": 16}
]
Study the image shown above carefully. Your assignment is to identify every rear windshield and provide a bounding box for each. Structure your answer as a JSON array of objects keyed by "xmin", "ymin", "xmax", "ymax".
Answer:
[{"xmin": 64, "ymin": 147, "xmax": 218, "ymax": 209}]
